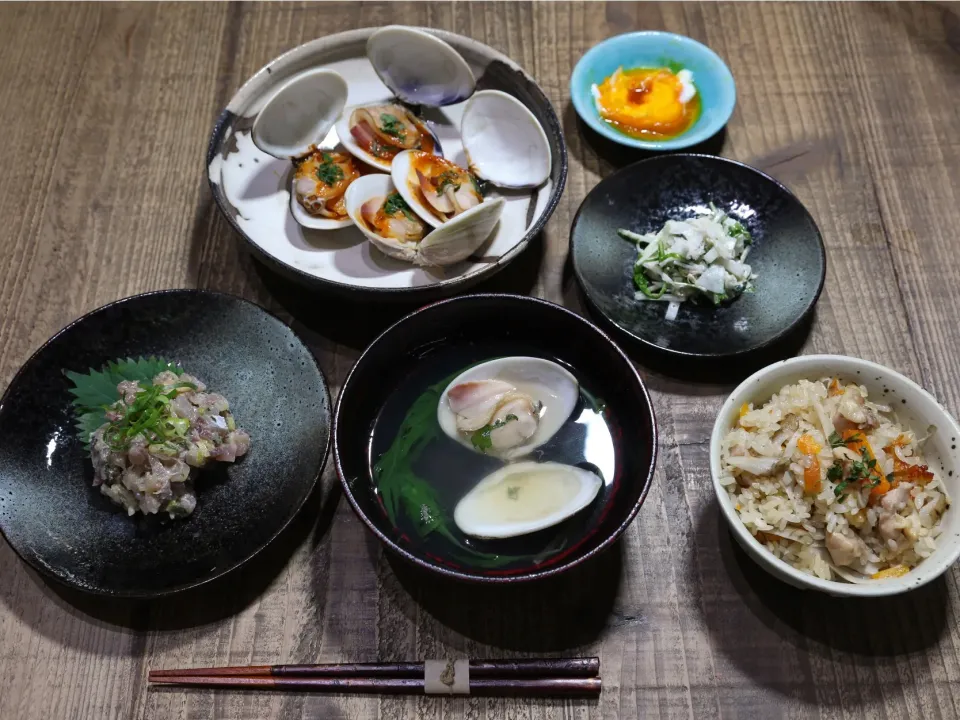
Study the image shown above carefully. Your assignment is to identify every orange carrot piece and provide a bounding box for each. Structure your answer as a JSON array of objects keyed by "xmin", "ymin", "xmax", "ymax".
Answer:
[
  {"xmin": 803, "ymin": 459, "xmax": 822, "ymax": 494},
  {"xmin": 797, "ymin": 434, "xmax": 822, "ymax": 455},
  {"xmin": 797, "ymin": 434, "xmax": 822, "ymax": 494},
  {"xmin": 872, "ymin": 565, "xmax": 910, "ymax": 580}
]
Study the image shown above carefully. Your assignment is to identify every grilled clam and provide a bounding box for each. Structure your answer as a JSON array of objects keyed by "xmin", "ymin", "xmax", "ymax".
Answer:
[
  {"xmin": 335, "ymin": 103, "xmax": 441, "ymax": 172},
  {"xmin": 391, "ymin": 151, "xmax": 486, "ymax": 228},
  {"xmin": 345, "ymin": 173, "xmax": 503, "ymax": 267},
  {"xmin": 289, "ymin": 149, "xmax": 361, "ymax": 229}
]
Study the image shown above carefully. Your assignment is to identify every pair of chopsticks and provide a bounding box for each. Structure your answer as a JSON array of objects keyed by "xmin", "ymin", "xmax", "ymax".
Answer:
[{"xmin": 150, "ymin": 657, "xmax": 601, "ymax": 697}]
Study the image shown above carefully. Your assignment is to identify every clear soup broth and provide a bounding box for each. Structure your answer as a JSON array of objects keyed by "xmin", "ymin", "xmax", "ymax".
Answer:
[{"xmin": 368, "ymin": 342, "xmax": 620, "ymax": 574}]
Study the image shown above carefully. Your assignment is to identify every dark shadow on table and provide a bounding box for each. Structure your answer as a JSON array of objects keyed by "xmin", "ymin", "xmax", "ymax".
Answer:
[
  {"xmin": 562, "ymin": 101, "xmax": 727, "ymax": 173},
  {"xmin": 567, "ymin": 279, "xmax": 815, "ymax": 388},
  {"xmin": 379, "ymin": 539, "xmax": 623, "ymax": 653},
  {"xmin": 250, "ymin": 232, "xmax": 545, "ymax": 352},
  {"xmin": 9, "ymin": 474, "xmax": 342, "ymax": 639},
  {"xmin": 689, "ymin": 497, "xmax": 947, "ymax": 703}
]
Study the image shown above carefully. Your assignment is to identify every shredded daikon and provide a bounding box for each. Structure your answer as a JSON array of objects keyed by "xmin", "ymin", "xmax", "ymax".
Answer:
[{"xmin": 619, "ymin": 204, "xmax": 757, "ymax": 319}]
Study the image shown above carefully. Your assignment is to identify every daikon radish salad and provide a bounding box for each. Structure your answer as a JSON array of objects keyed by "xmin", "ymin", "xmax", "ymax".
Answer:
[{"xmin": 618, "ymin": 204, "xmax": 757, "ymax": 321}]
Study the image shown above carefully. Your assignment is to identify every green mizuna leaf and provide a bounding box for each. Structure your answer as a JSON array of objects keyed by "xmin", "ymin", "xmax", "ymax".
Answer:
[{"xmin": 63, "ymin": 356, "xmax": 179, "ymax": 447}]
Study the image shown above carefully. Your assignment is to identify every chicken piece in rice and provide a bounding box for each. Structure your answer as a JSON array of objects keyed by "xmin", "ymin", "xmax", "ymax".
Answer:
[
  {"xmin": 720, "ymin": 377, "xmax": 948, "ymax": 582},
  {"xmin": 89, "ymin": 370, "xmax": 250, "ymax": 519}
]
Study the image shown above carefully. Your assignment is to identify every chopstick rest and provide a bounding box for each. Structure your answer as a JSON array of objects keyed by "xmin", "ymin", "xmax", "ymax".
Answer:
[{"xmin": 424, "ymin": 659, "xmax": 469, "ymax": 695}]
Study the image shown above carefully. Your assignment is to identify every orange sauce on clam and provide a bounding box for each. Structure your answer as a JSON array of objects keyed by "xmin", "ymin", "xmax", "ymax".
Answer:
[{"xmin": 593, "ymin": 67, "xmax": 700, "ymax": 140}]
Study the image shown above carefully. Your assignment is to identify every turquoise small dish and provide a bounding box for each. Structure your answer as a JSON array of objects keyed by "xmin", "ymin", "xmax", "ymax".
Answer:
[{"xmin": 570, "ymin": 31, "xmax": 736, "ymax": 151}]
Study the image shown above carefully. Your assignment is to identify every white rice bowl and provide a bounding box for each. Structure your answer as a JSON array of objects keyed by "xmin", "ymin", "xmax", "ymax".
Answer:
[{"xmin": 710, "ymin": 355, "xmax": 960, "ymax": 597}]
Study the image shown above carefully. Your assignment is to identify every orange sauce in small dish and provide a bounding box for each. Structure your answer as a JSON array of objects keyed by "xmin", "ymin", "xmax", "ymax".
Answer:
[{"xmin": 592, "ymin": 66, "xmax": 700, "ymax": 140}]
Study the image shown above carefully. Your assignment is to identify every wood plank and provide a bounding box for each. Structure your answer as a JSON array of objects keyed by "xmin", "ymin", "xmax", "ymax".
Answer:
[{"xmin": 2, "ymin": 2, "xmax": 960, "ymax": 719}]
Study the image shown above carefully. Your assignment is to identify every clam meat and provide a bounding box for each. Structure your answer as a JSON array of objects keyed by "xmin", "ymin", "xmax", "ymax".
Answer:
[
  {"xmin": 393, "ymin": 150, "xmax": 483, "ymax": 227},
  {"xmin": 437, "ymin": 357, "xmax": 579, "ymax": 459},
  {"xmin": 453, "ymin": 461, "xmax": 603, "ymax": 539},
  {"xmin": 292, "ymin": 149, "xmax": 361, "ymax": 221},
  {"xmin": 345, "ymin": 172, "xmax": 504, "ymax": 267},
  {"xmin": 337, "ymin": 103, "xmax": 440, "ymax": 172},
  {"xmin": 359, "ymin": 191, "xmax": 427, "ymax": 244}
]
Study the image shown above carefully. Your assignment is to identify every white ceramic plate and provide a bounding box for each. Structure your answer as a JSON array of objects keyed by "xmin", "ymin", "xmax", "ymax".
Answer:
[
  {"xmin": 206, "ymin": 27, "xmax": 566, "ymax": 297},
  {"xmin": 710, "ymin": 354, "xmax": 960, "ymax": 597}
]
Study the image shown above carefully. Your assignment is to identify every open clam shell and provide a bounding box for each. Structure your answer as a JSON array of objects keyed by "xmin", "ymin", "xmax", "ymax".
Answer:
[
  {"xmin": 344, "ymin": 173, "xmax": 424, "ymax": 263},
  {"xmin": 453, "ymin": 461, "xmax": 603, "ymax": 539},
  {"xmin": 366, "ymin": 26, "xmax": 476, "ymax": 107},
  {"xmin": 288, "ymin": 149, "xmax": 361, "ymax": 230},
  {"xmin": 437, "ymin": 356, "xmax": 580, "ymax": 459},
  {"xmin": 252, "ymin": 69, "xmax": 348, "ymax": 159},
  {"xmin": 460, "ymin": 90, "xmax": 552, "ymax": 189},
  {"xmin": 335, "ymin": 103, "xmax": 443, "ymax": 172},
  {"xmin": 417, "ymin": 198, "xmax": 504, "ymax": 266},
  {"xmin": 345, "ymin": 173, "xmax": 503, "ymax": 267},
  {"xmin": 391, "ymin": 150, "xmax": 494, "ymax": 229},
  {"xmin": 289, "ymin": 189, "xmax": 353, "ymax": 230}
]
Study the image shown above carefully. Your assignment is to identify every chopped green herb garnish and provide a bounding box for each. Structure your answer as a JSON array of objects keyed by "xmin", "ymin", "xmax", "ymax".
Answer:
[
  {"xmin": 728, "ymin": 221, "xmax": 751, "ymax": 244},
  {"xmin": 634, "ymin": 263, "xmax": 667, "ymax": 299},
  {"xmin": 379, "ymin": 113, "xmax": 406, "ymax": 142},
  {"xmin": 827, "ymin": 463, "xmax": 844, "ymax": 483},
  {"xmin": 469, "ymin": 172, "xmax": 485, "ymax": 197},
  {"xmin": 101, "ymin": 381, "xmax": 197, "ymax": 452},
  {"xmin": 828, "ymin": 431, "xmax": 843, "ymax": 448},
  {"xmin": 382, "ymin": 192, "xmax": 415, "ymax": 221},
  {"xmin": 315, "ymin": 156, "xmax": 344, "ymax": 186},
  {"xmin": 506, "ymin": 486, "xmax": 520, "ymax": 500},
  {"xmin": 435, "ymin": 169, "xmax": 461, "ymax": 195},
  {"xmin": 470, "ymin": 414, "xmax": 519, "ymax": 452}
]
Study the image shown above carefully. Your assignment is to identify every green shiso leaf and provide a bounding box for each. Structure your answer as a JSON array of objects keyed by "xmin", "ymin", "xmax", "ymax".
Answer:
[{"xmin": 64, "ymin": 356, "xmax": 179, "ymax": 448}]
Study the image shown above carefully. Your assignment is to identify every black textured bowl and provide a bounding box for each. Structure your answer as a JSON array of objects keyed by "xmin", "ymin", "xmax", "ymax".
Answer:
[
  {"xmin": 570, "ymin": 154, "xmax": 826, "ymax": 358},
  {"xmin": 334, "ymin": 294, "xmax": 657, "ymax": 583},
  {"xmin": 0, "ymin": 290, "xmax": 331, "ymax": 598}
]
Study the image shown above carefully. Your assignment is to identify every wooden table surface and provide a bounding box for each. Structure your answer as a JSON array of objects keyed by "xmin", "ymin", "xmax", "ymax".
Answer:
[{"xmin": 3, "ymin": 2, "xmax": 960, "ymax": 718}]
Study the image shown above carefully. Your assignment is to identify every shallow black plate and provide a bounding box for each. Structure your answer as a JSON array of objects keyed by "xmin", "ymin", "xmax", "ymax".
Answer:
[
  {"xmin": 570, "ymin": 154, "xmax": 825, "ymax": 358},
  {"xmin": 334, "ymin": 294, "xmax": 657, "ymax": 583},
  {"xmin": 0, "ymin": 290, "xmax": 330, "ymax": 598}
]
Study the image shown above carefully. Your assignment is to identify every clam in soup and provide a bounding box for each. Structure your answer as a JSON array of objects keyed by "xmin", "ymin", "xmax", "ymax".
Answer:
[{"xmin": 369, "ymin": 348, "xmax": 618, "ymax": 572}]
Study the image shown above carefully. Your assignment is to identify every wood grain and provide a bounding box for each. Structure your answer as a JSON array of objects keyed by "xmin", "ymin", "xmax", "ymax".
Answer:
[{"xmin": 2, "ymin": 2, "xmax": 960, "ymax": 718}]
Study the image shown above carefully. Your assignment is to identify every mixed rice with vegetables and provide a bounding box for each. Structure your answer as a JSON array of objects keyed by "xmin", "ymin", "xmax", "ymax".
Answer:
[{"xmin": 719, "ymin": 377, "xmax": 949, "ymax": 582}]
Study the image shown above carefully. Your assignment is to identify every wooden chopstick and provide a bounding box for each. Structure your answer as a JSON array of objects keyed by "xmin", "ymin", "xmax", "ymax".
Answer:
[
  {"xmin": 149, "ymin": 657, "xmax": 599, "ymax": 680},
  {"xmin": 149, "ymin": 675, "xmax": 602, "ymax": 697}
]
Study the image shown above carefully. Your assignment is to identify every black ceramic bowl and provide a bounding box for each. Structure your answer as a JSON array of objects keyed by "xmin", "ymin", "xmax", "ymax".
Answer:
[
  {"xmin": 334, "ymin": 294, "xmax": 657, "ymax": 583},
  {"xmin": 570, "ymin": 154, "xmax": 826, "ymax": 358},
  {"xmin": 0, "ymin": 290, "xmax": 331, "ymax": 598}
]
